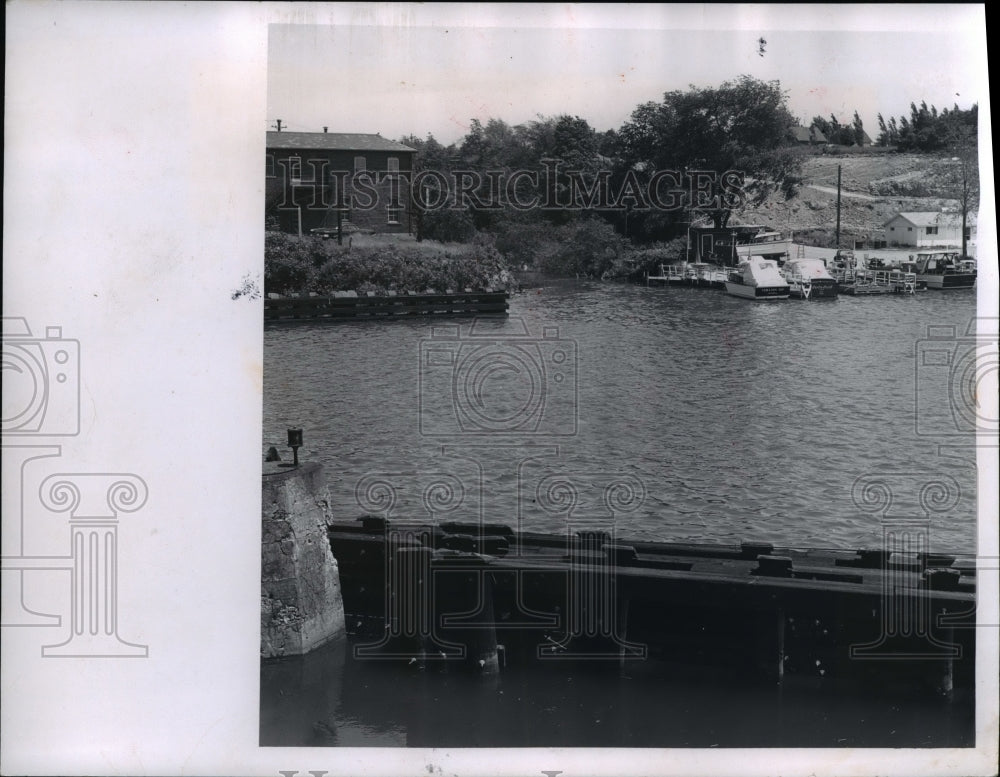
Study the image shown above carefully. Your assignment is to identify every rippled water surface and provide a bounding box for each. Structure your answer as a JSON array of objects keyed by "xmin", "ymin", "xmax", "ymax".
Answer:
[{"xmin": 264, "ymin": 282, "xmax": 980, "ymax": 552}]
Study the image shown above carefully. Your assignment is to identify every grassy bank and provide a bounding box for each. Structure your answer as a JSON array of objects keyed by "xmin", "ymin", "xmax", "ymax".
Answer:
[{"xmin": 264, "ymin": 232, "xmax": 516, "ymax": 296}]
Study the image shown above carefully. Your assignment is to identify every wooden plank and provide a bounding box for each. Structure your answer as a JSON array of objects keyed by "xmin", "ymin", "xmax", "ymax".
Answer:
[{"xmin": 264, "ymin": 291, "xmax": 509, "ymax": 320}]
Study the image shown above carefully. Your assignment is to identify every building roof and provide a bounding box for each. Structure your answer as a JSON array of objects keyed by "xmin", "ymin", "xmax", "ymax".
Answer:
[
  {"xmin": 884, "ymin": 211, "xmax": 978, "ymax": 228},
  {"xmin": 266, "ymin": 131, "xmax": 416, "ymax": 153},
  {"xmin": 790, "ymin": 125, "xmax": 828, "ymax": 143}
]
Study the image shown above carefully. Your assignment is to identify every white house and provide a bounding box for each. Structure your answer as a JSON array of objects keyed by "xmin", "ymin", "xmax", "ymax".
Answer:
[{"xmin": 883, "ymin": 211, "xmax": 977, "ymax": 253}]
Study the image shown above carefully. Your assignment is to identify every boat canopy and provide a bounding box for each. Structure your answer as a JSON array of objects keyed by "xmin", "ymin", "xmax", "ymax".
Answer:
[
  {"xmin": 741, "ymin": 257, "xmax": 788, "ymax": 287},
  {"xmin": 913, "ymin": 250, "xmax": 962, "ymax": 272},
  {"xmin": 784, "ymin": 258, "xmax": 835, "ymax": 280}
]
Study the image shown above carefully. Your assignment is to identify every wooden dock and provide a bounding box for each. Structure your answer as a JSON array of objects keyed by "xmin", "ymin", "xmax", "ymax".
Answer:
[
  {"xmin": 327, "ymin": 518, "xmax": 975, "ymax": 695},
  {"xmin": 841, "ymin": 268, "xmax": 917, "ymax": 296},
  {"xmin": 265, "ymin": 291, "xmax": 509, "ymax": 321}
]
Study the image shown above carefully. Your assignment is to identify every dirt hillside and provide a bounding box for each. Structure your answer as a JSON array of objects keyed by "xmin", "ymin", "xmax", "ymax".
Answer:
[{"xmin": 740, "ymin": 151, "xmax": 970, "ymax": 247}]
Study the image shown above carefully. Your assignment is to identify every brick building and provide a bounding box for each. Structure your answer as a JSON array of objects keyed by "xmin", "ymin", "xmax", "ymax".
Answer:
[{"xmin": 265, "ymin": 130, "xmax": 416, "ymax": 235}]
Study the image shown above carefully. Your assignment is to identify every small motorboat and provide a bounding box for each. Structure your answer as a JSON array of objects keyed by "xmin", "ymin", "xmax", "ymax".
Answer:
[
  {"xmin": 724, "ymin": 257, "xmax": 790, "ymax": 300},
  {"xmin": 781, "ymin": 258, "xmax": 839, "ymax": 299}
]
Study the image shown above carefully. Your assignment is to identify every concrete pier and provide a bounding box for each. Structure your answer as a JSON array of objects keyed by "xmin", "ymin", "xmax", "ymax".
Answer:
[{"xmin": 261, "ymin": 462, "xmax": 345, "ymax": 657}]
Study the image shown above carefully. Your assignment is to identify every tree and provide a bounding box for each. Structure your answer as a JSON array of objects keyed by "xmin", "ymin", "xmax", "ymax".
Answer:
[
  {"xmin": 852, "ymin": 111, "xmax": 865, "ymax": 146},
  {"xmin": 399, "ymin": 132, "xmax": 466, "ymax": 241},
  {"xmin": 619, "ymin": 75, "xmax": 802, "ymax": 228},
  {"xmin": 944, "ymin": 124, "xmax": 979, "ymax": 258},
  {"xmin": 883, "ymin": 102, "xmax": 977, "ymax": 152}
]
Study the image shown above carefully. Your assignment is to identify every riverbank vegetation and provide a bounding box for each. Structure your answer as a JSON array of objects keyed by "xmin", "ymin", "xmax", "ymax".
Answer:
[
  {"xmin": 264, "ymin": 231, "xmax": 516, "ymax": 296},
  {"xmin": 264, "ymin": 220, "xmax": 690, "ymax": 295},
  {"xmin": 267, "ymin": 77, "xmax": 978, "ymax": 287},
  {"xmin": 396, "ymin": 78, "xmax": 976, "ymax": 265}
]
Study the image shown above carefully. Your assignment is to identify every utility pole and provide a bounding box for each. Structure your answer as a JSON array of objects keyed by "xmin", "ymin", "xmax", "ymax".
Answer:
[
  {"xmin": 835, "ymin": 164, "xmax": 842, "ymax": 249},
  {"xmin": 273, "ymin": 119, "xmax": 283, "ymax": 132}
]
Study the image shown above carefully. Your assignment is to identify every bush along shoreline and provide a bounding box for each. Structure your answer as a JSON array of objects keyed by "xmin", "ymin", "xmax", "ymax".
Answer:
[
  {"xmin": 264, "ymin": 232, "xmax": 517, "ymax": 298},
  {"xmin": 264, "ymin": 217, "xmax": 693, "ymax": 298}
]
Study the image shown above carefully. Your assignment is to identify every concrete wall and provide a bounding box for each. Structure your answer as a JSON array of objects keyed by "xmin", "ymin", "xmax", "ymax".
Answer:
[{"xmin": 261, "ymin": 462, "xmax": 345, "ymax": 657}]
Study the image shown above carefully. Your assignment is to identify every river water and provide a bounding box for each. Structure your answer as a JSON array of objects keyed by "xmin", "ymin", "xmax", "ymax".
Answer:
[
  {"xmin": 261, "ymin": 281, "xmax": 982, "ymax": 749},
  {"xmin": 264, "ymin": 281, "xmax": 981, "ymax": 553}
]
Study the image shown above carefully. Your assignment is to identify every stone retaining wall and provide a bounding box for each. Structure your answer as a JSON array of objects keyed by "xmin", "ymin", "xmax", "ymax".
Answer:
[{"xmin": 261, "ymin": 462, "xmax": 345, "ymax": 657}]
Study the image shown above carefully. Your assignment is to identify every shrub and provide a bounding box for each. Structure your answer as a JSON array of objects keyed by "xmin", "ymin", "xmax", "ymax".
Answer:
[
  {"xmin": 420, "ymin": 208, "xmax": 477, "ymax": 243},
  {"xmin": 264, "ymin": 232, "xmax": 317, "ymax": 295},
  {"xmin": 265, "ymin": 233, "xmax": 515, "ymax": 296},
  {"xmin": 624, "ymin": 239, "xmax": 687, "ymax": 280},
  {"xmin": 492, "ymin": 218, "xmax": 563, "ymax": 269},
  {"xmin": 537, "ymin": 217, "xmax": 629, "ymax": 278}
]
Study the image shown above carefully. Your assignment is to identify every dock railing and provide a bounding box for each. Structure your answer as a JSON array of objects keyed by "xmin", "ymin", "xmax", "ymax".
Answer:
[{"xmin": 854, "ymin": 268, "xmax": 917, "ymax": 294}]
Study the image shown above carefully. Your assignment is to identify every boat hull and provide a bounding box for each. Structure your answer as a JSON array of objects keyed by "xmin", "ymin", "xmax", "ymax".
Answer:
[
  {"xmin": 788, "ymin": 282, "xmax": 839, "ymax": 299},
  {"xmin": 725, "ymin": 282, "xmax": 789, "ymax": 300},
  {"xmin": 919, "ymin": 273, "xmax": 977, "ymax": 289}
]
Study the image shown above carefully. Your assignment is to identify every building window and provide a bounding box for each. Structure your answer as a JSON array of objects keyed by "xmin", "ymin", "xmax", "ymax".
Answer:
[
  {"xmin": 926, "ymin": 226, "xmax": 938, "ymax": 235},
  {"xmin": 354, "ymin": 156, "xmax": 366, "ymax": 174},
  {"xmin": 907, "ymin": 226, "xmax": 912, "ymax": 231},
  {"xmin": 387, "ymin": 207, "xmax": 402, "ymax": 225},
  {"xmin": 266, "ymin": 154, "xmax": 275, "ymax": 178},
  {"xmin": 289, "ymin": 156, "xmax": 302, "ymax": 184},
  {"xmin": 387, "ymin": 156, "xmax": 399, "ymax": 180},
  {"xmin": 889, "ymin": 226, "xmax": 895, "ymax": 231}
]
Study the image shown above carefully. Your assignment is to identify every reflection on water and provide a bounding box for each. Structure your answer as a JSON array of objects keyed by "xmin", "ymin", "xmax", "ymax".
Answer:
[
  {"xmin": 262, "ymin": 284, "xmax": 981, "ymax": 747},
  {"xmin": 260, "ymin": 636, "xmax": 974, "ymax": 748},
  {"xmin": 264, "ymin": 282, "xmax": 980, "ymax": 552}
]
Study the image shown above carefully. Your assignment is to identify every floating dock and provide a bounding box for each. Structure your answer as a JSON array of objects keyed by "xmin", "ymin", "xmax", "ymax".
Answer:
[
  {"xmin": 265, "ymin": 290, "xmax": 509, "ymax": 321},
  {"xmin": 327, "ymin": 518, "xmax": 975, "ymax": 696},
  {"xmin": 839, "ymin": 268, "xmax": 918, "ymax": 296},
  {"xmin": 647, "ymin": 264, "xmax": 726, "ymax": 288}
]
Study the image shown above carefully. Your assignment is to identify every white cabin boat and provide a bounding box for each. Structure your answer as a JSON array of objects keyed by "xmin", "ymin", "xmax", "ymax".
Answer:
[
  {"xmin": 912, "ymin": 250, "xmax": 977, "ymax": 289},
  {"xmin": 725, "ymin": 257, "xmax": 790, "ymax": 300},
  {"xmin": 732, "ymin": 229, "xmax": 792, "ymax": 265},
  {"xmin": 781, "ymin": 258, "xmax": 839, "ymax": 299}
]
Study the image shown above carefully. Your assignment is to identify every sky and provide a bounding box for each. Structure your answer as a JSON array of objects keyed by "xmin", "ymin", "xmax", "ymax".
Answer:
[{"xmin": 267, "ymin": 5, "xmax": 987, "ymax": 146}]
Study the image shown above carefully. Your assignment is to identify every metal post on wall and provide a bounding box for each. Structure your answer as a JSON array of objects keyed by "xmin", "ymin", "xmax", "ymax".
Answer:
[{"xmin": 836, "ymin": 165, "xmax": 842, "ymax": 249}]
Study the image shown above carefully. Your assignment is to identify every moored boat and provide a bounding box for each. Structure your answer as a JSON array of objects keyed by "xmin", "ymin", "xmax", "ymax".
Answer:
[
  {"xmin": 733, "ymin": 228, "xmax": 792, "ymax": 265},
  {"xmin": 725, "ymin": 257, "xmax": 790, "ymax": 300},
  {"xmin": 912, "ymin": 250, "xmax": 977, "ymax": 289},
  {"xmin": 781, "ymin": 258, "xmax": 839, "ymax": 299}
]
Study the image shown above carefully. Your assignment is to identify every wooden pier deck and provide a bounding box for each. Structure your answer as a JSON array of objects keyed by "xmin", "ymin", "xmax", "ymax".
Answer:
[
  {"xmin": 840, "ymin": 268, "xmax": 917, "ymax": 296},
  {"xmin": 265, "ymin": 291, "xmax": 509, "ymax": 321},
  {"xmin": 327, "ymin": 518, "xmax": 975, "ymax": 695}
]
